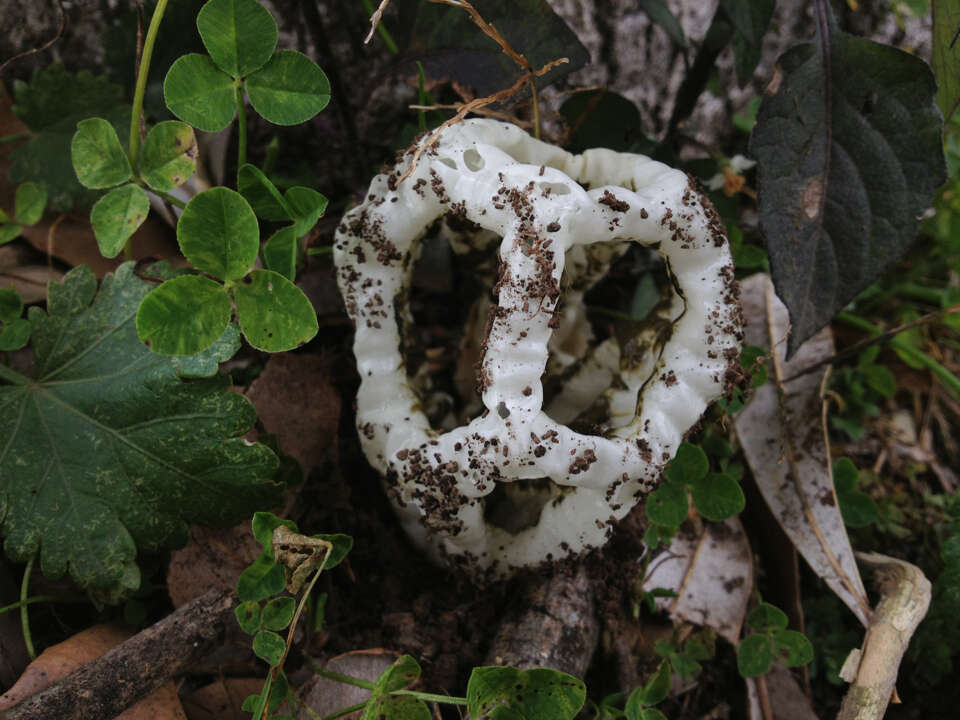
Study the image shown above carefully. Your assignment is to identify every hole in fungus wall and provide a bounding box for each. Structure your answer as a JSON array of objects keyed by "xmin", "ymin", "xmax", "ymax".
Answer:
[
  {"xmin": 463, "ymin": 148, "xmax": 485, "ymax": 171},
  {"xmin": 483, "ymin": 477, "xmax": 561, "ymax": 533}
]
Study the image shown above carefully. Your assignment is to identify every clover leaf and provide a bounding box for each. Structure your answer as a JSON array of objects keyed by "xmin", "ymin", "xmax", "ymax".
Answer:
[
  {"xmin": 90, "ymin": 183, "xmax": 151, "ymax": 258},
  {"xmin": 0, "ymin": 264, "xmax": 282, "ymax": 603},
  {"xmin": 466, "ymin": 666, "xmax": 586, "ymax": 720},
  {"xmin": 245, "ymin": 49, "xmax": 331, "ymax": 125},
  {"xmin": 197, "ymin": 0, "xmax": 278, "ymax": 78}
]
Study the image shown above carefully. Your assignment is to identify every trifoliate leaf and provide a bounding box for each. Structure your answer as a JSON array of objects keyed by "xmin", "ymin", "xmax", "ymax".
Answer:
[
  {"xmin": 178, "ymin": 187, "xmax": 260, "ymax": 281},
  {"xmin": 235, "ymin": 600, "xmax": 262, "ymax": 634},
  {"xmin": 136, "ymin": 274, "xmax": 233, "ymax": 356},
  {"xmin": 0, "ymin": 263, "xmax": 281, "ymax": 602},
  {"xmin": 645, "ymin": 479, "xmax": 688, "ymax": 528},
  {"xmin": 252, "ymin": 629, "xmax": 286, "ymax": 665},
  {"xmin": 71, "ymin": 117, "xmax": 133, "ymax": 189},
  {"xmin": 746, "ymin": 602, "xmax": 789, "ymax": 632},
  {"xmin": 467, "ymin": 666, "xmax": 586, "ymax": 720},
  {"xmin": 164, "ymin": 54, "xmax": 237, "ymax": 132},
  {"xmin": 90, "ymin": 183, "xmax": 150, "ymax": 258},
  {"xmin": 261, "ymin": 596, "xmax": 296, "ymax": 631},
  {"xmin": 233, "ymin": 269, "xmax": 318, "ymax": 351},
  {"xmin": 737, "ymin": 634, "xmax": 774, "ymax": 678},
  {"xmin": 140, "ymin": 121, "xmax": 198, "ymax": 191}
]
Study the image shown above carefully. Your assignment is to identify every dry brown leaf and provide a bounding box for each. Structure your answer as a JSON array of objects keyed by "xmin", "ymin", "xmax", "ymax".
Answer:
[
  {"xmin": 0, "ymin": 624, "xmax": 186, "ymax": 718},
  {"xmin": 298, "ymin": 650, "xmax": 399, "ymax": 720},
  {"xmin": 745, "ymin": 662, "xmax": 819, "ymax": 720},
  {"xmin": 182, "ymin": 677, "xmax": 263, "ymax": 720},
  {"xmin": 245, "ymin": 353, "xmax": 341, "ymax": 476},
  {"xmin": 642, "ymin": 518, "xmax": 753, "ymax": 646},
  {"xmin": 734, "ymin": 274, "xmax": 871, "ymax": 626},
  {"xmin": 166, "ymin": 523, "xmax": 262, "ymax": 608}
]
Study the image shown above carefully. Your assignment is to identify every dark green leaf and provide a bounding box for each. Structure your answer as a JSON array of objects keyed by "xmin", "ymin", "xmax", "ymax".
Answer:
[
  {"xmin": 861, "ymin": 363, "xmax": 896, "ymax": 398},
  {"xmin": 238, "ymin": 554, "xmax": 287, "ymax": 602},
  {"xmin": 773, "ymin": 629, "xmax": 815, "ymax": 667},
  {"xmin": 90, "ymin": 184, "xmax": 150, "ymax": 259},
  {"xmin": 664, "ymin": 442, "xmax": 709, "ymax": 485},
  {"xmin": 246, "ymin": 50, "xmax": 331, "ymax": 125},
  {"xmin": 558, "ymin": 90, "xmax": 652, "ymax": 155},
  {"xmin": 638, "ymin": 0, "xmax": 685, "ymax": 46},
  {"xmin": 71, "ymin": 117, "xmax": 133, "ymax": 189},
  {"xmin": 720, "ymin": 0, "xmax": 775, "ymax": 85},
  {"xmin": 690, "ymin": 472, "xmax": 745, "ymax": 521},
  {"xmin": 252, "ymin": 511, "xmax": 299, "ymax": 558},
  {"xmin": 197, "ymin": 0, "xmax": 278, "ymax": 78},
  {"xmin": 645, "ymin": 479, "xmax": 688, "ymax": 528},
  {"xmin": 625, "ymin": 661, "xmax": 670, "ymax": 712},
  {"xmin": 0, "ymin": 289, "xmax": 23, "ymax": 324},
  {"xmin": 404, "ymin": 0, "xmax": 589, "ymax": 99},
  {"xmin": 0, "ymin": 319, "xmax": 31, "ymax": 352},
  {"xmin": 0, "ymin": 264, "xmax": 280, "ymax": 602},
  {"xmin": 934, "ymin": 1, "xmax": 960, "ymax": 119},
  {"xmin": 634, "ymin": 710, "xmax": 668, "ymax": 720},
  {"xmin": 832, "ymin": 457, "xmax": 859, "ymax": 493},
  {"xmin": 833, "ymin": 459, "xmax": 878, "ymax": 528},
  {"xmin": 140, "ymin": 121, "xmax": 197, "ymax": 192},
  {"xmin": 13, "ymin": 182, "xmax": 47, "ymax": 225},
  {"xmin": 136, "ymin": 275, "xmax": 232, "ymax": 356},
  {"xmin": 233, "ymin": 269, "xmax": 318, "ymax": 352},
  {"xmin": 374, "ymin": 654, "xmax": 422, "ymax": 693},
  {"xmin": 238, "ymin": 163, "xmax": 291, "ymax": 221},
  {"xmin": 0, "ymin": 225, "xmax": 22, "ymax": 246},
  {"xmin": 235, "ymin": 600, "xmax": 262, "ymax": 634},
  {"xmin": 12, "ymin": 65, "xmax": 125, "ymax": 133},
  {"xmin": 178, "ymin": 187, "xmax": 260, "ymax": 281},
  {"xmin": 263, "ymin": 226, "xmax": 298, "ymax": 280},
  {"xmin": 261, "ymin": 596, "xmax": 296, "ymax": 631},
  {"xmin": 164, "ymin": 54, "xmax": 237, "ymax": 132},
  {"xmin": 750, "ymin": 14, "xmax": 946, "ymax": 355},
  {"xmin": 737, "ymin": 634, "xmax": 774, "ymax": 678},
  {"xmin": 285, "ymin": 186, "xmax": 327, "ymax": 237},
  {"xmin": 269, "ymin": 670, "xmax": 290, "ymax": 712},
  {"xmin": 746, "ymin": 602, "xmax": 789, "ymax": 632},
  {"xmin": 253, "ymin": 629, "xmax": 286, "ymax": 665},
  {"xmin": 315, "ymin": 533, "xmax": 353, "ymax": 570},
  {"xmin": 466, "ymin": 666, "xmax": 586, "ymax": 720}
]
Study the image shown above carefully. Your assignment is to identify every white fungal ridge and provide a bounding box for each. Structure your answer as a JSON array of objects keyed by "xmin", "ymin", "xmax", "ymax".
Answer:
[{"xmin": 334, "ymin": 119, "xmax": 741, "ymax": 577}]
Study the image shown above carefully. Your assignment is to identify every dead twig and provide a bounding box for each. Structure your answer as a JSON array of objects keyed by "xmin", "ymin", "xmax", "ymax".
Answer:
[{"xmin": 0, "ymin": 0, "xmax": 66, "ymax": 78}]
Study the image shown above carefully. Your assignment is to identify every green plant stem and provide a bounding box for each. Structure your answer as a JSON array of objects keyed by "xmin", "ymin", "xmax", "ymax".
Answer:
[
  {"xmin": 129, "ymin": 0, "xmax": 169, "ymax": 166},
  {"xmin": 21, "ymin": 556, "xmax": 36, "ymax": 660},
  {"xmin": 392, "ymin": 689, "xmax": 468, "ymax": 705},
  {"xmin": 152, "ymin": 189, "xmax": 187, "ymax": 209},
  {"xmin": 835, "ymin": 312, "xmax": 960, "ymax": 397},
  {"xmin": 0, "ymin": 595, "xmax": 62, "ymax": 615},
  {"xmin": 0, "ymin": 131, "xmax": 30, "ymax": 145},
  {"xmin": 236, "ymin": 82, "xmax": 248, "ymax": 170},
  {"xmin": 310, "ymin": 665, "xmax": 376, "ymax": 690},
  {"xmin": 306, "ymin": 246, "xmax": 332, "ymax": 256},
  {"xmin": 0, "ymin": 363, "xmax": 31, "ymax": 385},
  {"xmin": 321, "ymin": 702, "xmax": 367, "ymax": 720}
]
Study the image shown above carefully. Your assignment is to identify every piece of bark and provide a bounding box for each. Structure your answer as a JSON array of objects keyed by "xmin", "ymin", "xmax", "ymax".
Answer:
[
  {"xmin": 484, "ymin": 564, "xmax": 599, "ymax": 678},
  {"xmin": 0, "ymin": 589, "xmax": 235, "ymax": 720},
  {"xmin": 836, "ymin": 553, "xmax": 931, "ymax": 720}
]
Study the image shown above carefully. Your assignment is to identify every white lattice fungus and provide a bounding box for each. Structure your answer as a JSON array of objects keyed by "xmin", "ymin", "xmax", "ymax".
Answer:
[{"xmin": 334, "ymin": 119, "xmax": 742, "ymax": 578}]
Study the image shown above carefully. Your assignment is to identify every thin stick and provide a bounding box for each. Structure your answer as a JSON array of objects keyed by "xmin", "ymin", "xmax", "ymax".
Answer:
[{"xmin": 363, "ymin": 0, "xmax": 393, "ymax": 44}]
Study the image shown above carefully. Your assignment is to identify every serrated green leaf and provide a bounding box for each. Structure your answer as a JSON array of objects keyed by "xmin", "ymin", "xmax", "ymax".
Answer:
[
  {"xmin": 750, "ymin": 12, "xmax": 946, "ymax": 354},
  {"xmin": 466, "ymin": 666, "xmax": 586, "ymax": 720},
  {"xmin": 285, "ymin": 186, "xmax": 327, "ymax": 237},
  {"xmin": 737, "ymin": 634, "xmax": 774, "ymax": 678},
  {"xmin": 71, "ymin": 117, "xmax": 133, "ymax": 189},
  {"xmin": 263, "ymin": 226, "xmax": 298, "ymax": 281},
  {"xmin": 233, "ymin": 269, "xmax": 318, "ymax": 351},
  {"xmin": 645, "ymin": 479, "xmax": 688, "ymax": 527},
  {"xmin": 0, "ymin": 319, "xmax": 31, "ymax": 352},
  {"xmin": 773, "ymin": 629, "xmax": 814, "ymax": 667},
  {"xmin": 261, "ymin": 595, "xmax": 296, "ymax": 631},
  {"xmin": 197, "ymin": 0, "xmax": 278, "ymax": 78},
  {"xmin": 362, "ymin": 695, "xmax": 432, "ymax": 720},
  {"xmin": 0, "ymin": 264, "xmax": 280, "ymax": 602},
  {"xmin": 664, "ymin": 442, "xmax": 709, "ymax": 485},
  {"xmin": 625, "ymin": 661, "xmax": 670, "ymax": 712},
  {"xmin": 164, "ymin": 54, "xmax": 237, "ymax": 132},
  {"xmin": 246, "ymin": 50, "xmax": 331, "ymax": 125},
  {"xmin": 140, "ymin": 121, "xmax": 197, "ymax": 192},
  {"xmin": 14, "ymin": 182, "xmax": 47, "ymax": 225},
  {"xmin": 252, "ymin": 511, "xmax": 299, "ymax": 558},
  {"xmin": 12, "ymin": 65, "xmax": 125, "ymax": 133},
  {"xmin": 253, "ymin": 629, "xmax": 286, "ymax": 665},
  {"xmin": 91, "ymin": 184, "xmax": 150, "ymax": 258},
  {"xmin": 235, "ymin": 600, "xmax": 262, "ymax": 634},
  {"xmin": 178, "ymin": 187, "xmax": 260, "ymax": 281},
  {"xmin": 136, "ymin": 275, "xmax": 232, "ymax": 356},
  {"xmin": 690, "ymin": 472, "xmax": 745, "ymax": 521},
  {"xmin": 238, "ymin": 553, "xmax": 287, "ymax": 602},
  {"xmin": 747, "ymin": 602, "xmax": 789, "ymax": 632},
  {"xmin": 238, "ymin": 163, "xmax": 291, "ymax": 221}
]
